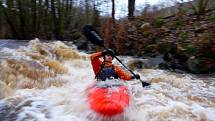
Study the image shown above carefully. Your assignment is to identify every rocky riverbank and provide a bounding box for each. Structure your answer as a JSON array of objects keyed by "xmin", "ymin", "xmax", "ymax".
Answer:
[{"xmin": 97, "ymin": 9, "xmax": 215, "ymax": 74}]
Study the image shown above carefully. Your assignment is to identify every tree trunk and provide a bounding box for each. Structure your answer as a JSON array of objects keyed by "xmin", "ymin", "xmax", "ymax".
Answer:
[
  {"xmin": 31, "ymin": 0, "xmax": 37, "ymax": 37},
  {"xmin": 17, "ymin": 0, "xmax": 31, "ymax": 39},
  {"xmin": 85, "ymin": 0, "xmax": 90, "ymax": 23},
  {"xmin": 0, "ymin": 0, "xmax": 20, "ymax": 39},
  {"xmin": 93, "ymin": 1, "xmax": 100, "ymax": 27},
  {"xmin": 51, "ymin": 0, "xmax": 61, "ymax": 40},
  {"xmin": 128, "ymin": 0, "xmax": 135, "ymax": 20},
  {"xmin": 36, "ymin": 0, "xmax": 42, "ymax": 37},
  {"xmin": 44, "ymin": 0, "xmax": 51, "ymax": 39},
  {"xmin": 111, "ymin": 0, "xmax": 116, "ymax": 49}
]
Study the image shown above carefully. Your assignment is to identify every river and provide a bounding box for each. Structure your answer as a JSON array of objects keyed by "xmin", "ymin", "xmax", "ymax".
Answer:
[{"xmin": 0, "ymin": 39, "xmax": 214, "ymax": 121}]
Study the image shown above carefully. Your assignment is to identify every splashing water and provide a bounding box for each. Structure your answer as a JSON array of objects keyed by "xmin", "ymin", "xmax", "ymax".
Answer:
[{"xmin": 0, "ymin": 39, "xmax": 214, "ymax": 121}]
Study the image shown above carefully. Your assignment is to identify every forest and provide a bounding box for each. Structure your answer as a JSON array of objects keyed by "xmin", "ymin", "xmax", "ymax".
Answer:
[{"xmin": 0, "ymin": 0, "xmax": 141, "ymax": 40}]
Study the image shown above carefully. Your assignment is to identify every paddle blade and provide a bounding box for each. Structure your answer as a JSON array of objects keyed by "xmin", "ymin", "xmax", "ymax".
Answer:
[
  {"xmin": 83, "ymin": 25, "xmax": 104, "ymax": 46},
  {"xmin": 141, "ymin": 81, "xmax": 151, "ymax": 87}
]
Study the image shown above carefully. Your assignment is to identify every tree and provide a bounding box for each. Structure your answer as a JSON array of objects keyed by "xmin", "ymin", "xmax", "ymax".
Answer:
[
  {"xmin": 50, "ymin": 0, "xmax": 65, "ymax": 40},
  {"xmin": 189, "ymin": 0, "xmax": 209, "ymax": 15},
  {"xmin": 0, "ymin": 0, "xmax": 4, "ymax": 37},
  {"xmin": 0, "ymin": 0, "xmax": 21, "ymax": 39},
  {"xmin": 92, "ymin": 0, "xmax": 101, "ymax": 27},
  {"xmin": 128, "ymin": 0, "xmax": 135, "ymax": 19},
  {"xmin": 111, "ymin": 0, "xmax": 116, "ymax": 49},
  {"xmin": 85, "ymin": 0, "xmax": 90, "ymax": 23},
  {"xmin": 0, "ymin": 0, "xmax": 103, "ymax": 40}
]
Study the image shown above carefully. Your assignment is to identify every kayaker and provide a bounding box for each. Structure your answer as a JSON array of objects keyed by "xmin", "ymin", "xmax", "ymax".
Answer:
[{"xmin": 91, "ymin": 49, "xmax": 140, "ymax": 81}]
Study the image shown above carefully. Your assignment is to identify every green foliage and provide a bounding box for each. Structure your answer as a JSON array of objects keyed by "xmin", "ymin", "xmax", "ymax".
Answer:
[
  {"xmin": 179, "ymin": 8, "xmax": 189, "ymax": 15},
  {"xmin": 208, "ymin": 13, "xmax": 215, "ymax": 22},
  {"xmin": 72, "ymin": 32, "xmax": 83, "ymax": 40},
  {"xmin": 179, "ymin": 32, "xmax": 188, "ymax": 41},
  {"xmin": 198, "ymin": 33, "xmax": 212, "ymax": 46},
  {"xmin": 184, "ymin": 45, "xmax": 196, "ymax": 55},
  {"xmin": 173, "ymin": 21, "xmax": 182, "ymax": 27},
  {"xmin": 191, "ymin": 0, "xmax": 209, "ymax": 15},
  {"xmin": 153, "ymin": 18, "xmax": 164, "ymax": 28},
  {"xmin": 158, "ymin": 42, "xmax": 173, "ymax": 54},
  {"xmin": 196, "ymin": 33, "xmax": 213, "ymax": 57}
]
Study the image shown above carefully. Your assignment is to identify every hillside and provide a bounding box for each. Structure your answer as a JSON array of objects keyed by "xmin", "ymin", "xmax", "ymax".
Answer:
[
  {"xmin": 100, "ymin": 7, "xmax": 215, "ymax": 74},
  {"xmin": 155, "ymin": 0, "xmax": 215, "ymax": 18}
]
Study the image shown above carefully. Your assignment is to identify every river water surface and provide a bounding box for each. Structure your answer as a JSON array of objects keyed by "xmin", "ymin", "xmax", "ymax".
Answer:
[{"xmin": 0, "ymin": 39, "xmax": 214, "ymax": 121}]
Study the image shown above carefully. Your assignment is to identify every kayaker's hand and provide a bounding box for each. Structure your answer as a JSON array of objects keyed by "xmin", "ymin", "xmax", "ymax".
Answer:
[
  {"xmin": 135, "ymin": 74, "xmax": 140, "ymax": 79},
  {"xmin": 102, "ymin": 49, "xmax": 115, "ymax": 56},
  {"xmin": 132, "ymin": 74, "xmax": 140, "ymax": 79}
]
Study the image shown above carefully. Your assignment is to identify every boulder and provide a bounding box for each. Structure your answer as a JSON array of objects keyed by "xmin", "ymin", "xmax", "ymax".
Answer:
[
  {"xmin": 140, "ymin": 22, "xmax": 151, "ymax": 32},
  {"xmin": 186, "ymin": 56, "xmax": 214, "ymax": 73}
]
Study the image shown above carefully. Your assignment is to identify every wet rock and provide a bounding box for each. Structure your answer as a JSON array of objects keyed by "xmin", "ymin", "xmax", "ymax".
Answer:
[
  {"xmin": 140, "ymin": 22, "xmax": 151, "ymax": 32},
  {"xmin": 127, "ymin": 56, "xmax": 164, "ymax": 69},
  {"xmin": 73, "ymin": 39, "xmax": 89, "ymax": 50},
  {"xmin": 186, "ymin": 56, "xmax": 214, "ymax": 73},
  {"xmin": 158, "ymin": 63, "xmax": 171, "ymax": 69},
  {"xmin": 145, "ymin": 56, "xmax": 165, "ymax": 68},
  {"xmin": 127, "ymin": 59, "xmax": 148, "ymax": 70},
  {"xmin": 158, "ymin": 42, "xmax": 175, "ymax": 54},
  {"xmin": 144, "ymin": 44, "xmax": 158, "ymax": 55}
]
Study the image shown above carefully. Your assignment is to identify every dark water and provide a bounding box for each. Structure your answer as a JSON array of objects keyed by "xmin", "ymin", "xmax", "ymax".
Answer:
[
  {"xmin": 0, "ymin": 39, "xmax": 29, "ymax": 50},
  {"xmin": 0, "ymin": 39, "xmax": 75, "ymax": 50}
]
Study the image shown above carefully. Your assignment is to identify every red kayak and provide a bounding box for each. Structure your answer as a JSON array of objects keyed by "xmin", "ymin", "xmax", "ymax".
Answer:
[{"xmin": 87, "ymin": 81, "xmax": 130, "ymax": 117}]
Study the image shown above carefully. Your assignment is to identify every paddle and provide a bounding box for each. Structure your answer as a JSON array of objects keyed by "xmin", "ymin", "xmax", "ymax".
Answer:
[{"xmin": 83, "ymin": 25, "xmax": 151, "ymax": 87}]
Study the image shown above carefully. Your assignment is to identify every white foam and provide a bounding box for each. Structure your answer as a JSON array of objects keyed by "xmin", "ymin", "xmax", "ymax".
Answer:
[{"xmin": 0, "ymin": 40, "xmax": 214, "ymax": 121}]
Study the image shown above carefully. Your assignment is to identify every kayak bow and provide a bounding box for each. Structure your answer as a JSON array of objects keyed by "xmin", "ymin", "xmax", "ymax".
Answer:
[{"xmin": 87, "ymin": 81, "xmax": 130, "ymax": 117}]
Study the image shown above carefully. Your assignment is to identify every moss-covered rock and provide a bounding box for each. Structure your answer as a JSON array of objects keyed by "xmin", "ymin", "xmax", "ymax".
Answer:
[
  {"xmin": 184, "ymin": 45, "xmax": 197, "ymax": 55},
  {"xmin": 187, "ymin": 56, "xmax": 215, "ymax": 73},
  {"xmin": 157, "ymin": 42, "xmax": 175, "ymax": 54},
  {"xmin": 72, "ymin": 32, "xmax": 83, "ymax": 40}
]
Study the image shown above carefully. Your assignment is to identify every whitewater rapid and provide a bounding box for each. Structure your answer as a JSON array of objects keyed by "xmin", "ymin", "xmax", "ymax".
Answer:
[{"xmin": 0, "ymin": 39, "xmax": 214, "ymax": 121}]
